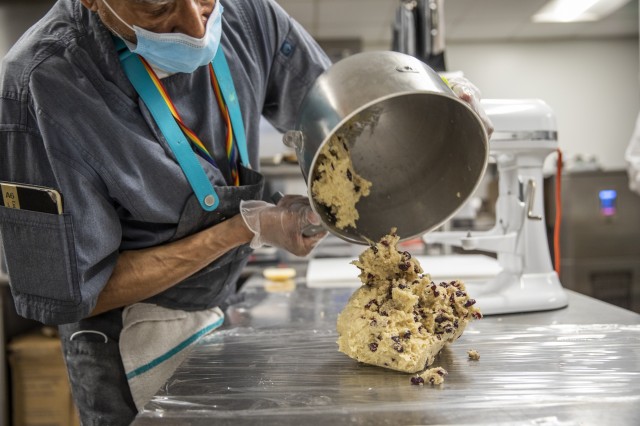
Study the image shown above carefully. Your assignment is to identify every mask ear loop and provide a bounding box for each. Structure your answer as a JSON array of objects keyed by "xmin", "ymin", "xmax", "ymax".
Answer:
[
  {"xmin": 101, "ymin": 0, "xmax": 135, "ymax": 31},
  {"xmin": 100, "ymin": 0, "xmax": 136, "ymax": 42}
]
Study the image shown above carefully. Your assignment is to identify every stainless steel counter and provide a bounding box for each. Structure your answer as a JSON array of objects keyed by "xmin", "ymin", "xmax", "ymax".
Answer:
[{"xmin": 134, "ymin": 275, "xmax": 640, "ymax": 425}]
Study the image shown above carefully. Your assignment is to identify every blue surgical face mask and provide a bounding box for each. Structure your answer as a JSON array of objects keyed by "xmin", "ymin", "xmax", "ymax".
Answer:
[{"xmin": 103, "ymin": 0, "xmax": 223, "ymax": 74}]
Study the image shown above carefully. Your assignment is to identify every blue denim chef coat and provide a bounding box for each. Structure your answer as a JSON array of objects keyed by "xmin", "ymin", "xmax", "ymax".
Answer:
[{"xmin": 0, "ymin": 0, "xmax": 330, "ymax": 324}]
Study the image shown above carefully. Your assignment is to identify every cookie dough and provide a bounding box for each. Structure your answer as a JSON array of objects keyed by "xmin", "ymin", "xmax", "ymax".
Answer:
[
  {"xmin": 311, "ymin": 133, "xmax": 372, "ymax": 230},
  {"xmin": 336, "ymin": 230, "xmax": 482, "ymax": 373},
  {"xmin": 411, "ymin": 367, "xmax": 448, "ymax": 385},
  {"xmin": 467, "ymin": 349, "xmax": 480, "ymax": 360}
]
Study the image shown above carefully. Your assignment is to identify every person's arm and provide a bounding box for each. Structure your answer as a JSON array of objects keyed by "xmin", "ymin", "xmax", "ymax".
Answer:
[
  {"xmin": 92, "ymin": 194, "xmax": 324, "ymax": 316},
  {"xmin": 90, "ymin": 214, "xmax": 253, "ymax": 316}
]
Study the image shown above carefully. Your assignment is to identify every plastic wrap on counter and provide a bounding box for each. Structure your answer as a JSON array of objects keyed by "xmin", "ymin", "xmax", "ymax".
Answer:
[{"xmin": 136, "ymin": 321, "xmax": 640, "ymax": 425}]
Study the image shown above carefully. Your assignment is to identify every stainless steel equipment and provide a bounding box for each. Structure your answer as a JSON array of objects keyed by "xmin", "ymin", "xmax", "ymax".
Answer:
[
  {"xmin": 283, "ymin": 51, "xmax": 488, "ymax": 245},
  {"xmin": 393, "ymin": 0, "xmax": 447, "ymax": 71},
  {"xmin": 546, "ymin": 170, "xmax": 640, "ymax": 313},
  {"xmin": 425, "ymin": 99, "xmax": 568, "ymax": 315}
]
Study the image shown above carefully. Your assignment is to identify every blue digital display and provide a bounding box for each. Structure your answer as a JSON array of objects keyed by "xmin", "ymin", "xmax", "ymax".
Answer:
[{"xmin": 599, "ymin": 189, "xmax": 617, "ymax": 217}]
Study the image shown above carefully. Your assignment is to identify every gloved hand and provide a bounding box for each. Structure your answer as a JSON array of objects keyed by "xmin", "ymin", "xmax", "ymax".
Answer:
[
  {"xmin": 240, "ymin": 194, "xmax": 327, "ymax": 257},
  {"xmin": 447, "ymin": 76, "xmax": 494, "ymax": 138},
  {"xmin": 625, "ymin": 112, "xmax": 640, "ymax": 195}
]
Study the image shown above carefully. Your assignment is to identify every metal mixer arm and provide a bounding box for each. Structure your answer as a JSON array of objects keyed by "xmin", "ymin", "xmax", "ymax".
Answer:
[
  {"xmin": 424, "ymin": 227, "xmax": 518, "ymax": 254},
  {"xmin": 423, "ymin": 230, "xmax": 469, "ymax": 247},
  {"xmin": 459, "ymin": 231, "xmax": 518, "ymax": 253}
]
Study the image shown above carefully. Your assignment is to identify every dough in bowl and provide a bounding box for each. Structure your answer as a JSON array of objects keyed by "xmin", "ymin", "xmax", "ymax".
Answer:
[{"xmin": 311, "ymin": 133, "xmax": 372, "ymax": 230}]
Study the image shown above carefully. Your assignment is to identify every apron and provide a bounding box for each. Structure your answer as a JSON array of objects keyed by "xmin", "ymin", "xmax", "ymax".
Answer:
[
  {"xmin": 119, "ymin": 166, "xmax": 264, "ymax": 411},
  {"xmin": 59, "ymin": 167, "xmax": 264, "ymax": 425}
]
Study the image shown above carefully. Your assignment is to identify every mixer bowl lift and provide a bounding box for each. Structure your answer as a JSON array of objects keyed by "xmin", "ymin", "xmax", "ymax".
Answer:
[{"xmin": 424, "ymin": 99, "xmax": 569, "ymax": 315}]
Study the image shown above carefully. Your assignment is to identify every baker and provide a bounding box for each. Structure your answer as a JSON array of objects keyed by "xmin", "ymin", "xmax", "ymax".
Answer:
[{"xmin": 0, "ymin": 1, "xmax": 492, "ymax": 424}]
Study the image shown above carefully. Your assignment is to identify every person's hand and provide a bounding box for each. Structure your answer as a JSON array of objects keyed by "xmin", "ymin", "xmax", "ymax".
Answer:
[
  {"xmin": 625, "ymin": 112, "xmax": 640, "ymax": 195},
  {"xmin": 447, "ymin": 76, "xmax": 494, "ymax": 138},
  {"xmin": 240, "ymin": 195, "xmax": 327, "ymax": 256}
]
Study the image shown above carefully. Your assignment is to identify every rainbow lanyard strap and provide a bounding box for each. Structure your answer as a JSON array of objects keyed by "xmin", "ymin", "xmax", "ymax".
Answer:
[{"xmin": 114, "ymin": 37, "xmax": 251, "ymax": 211}]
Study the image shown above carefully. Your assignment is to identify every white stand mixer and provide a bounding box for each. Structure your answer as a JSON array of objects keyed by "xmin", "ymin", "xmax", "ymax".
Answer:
[{"xmin": 424, "ymin": 99, "xmax": 569, "ymax": 315}]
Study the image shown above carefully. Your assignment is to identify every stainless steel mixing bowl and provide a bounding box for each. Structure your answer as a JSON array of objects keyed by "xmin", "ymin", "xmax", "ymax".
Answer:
[{"xmin": 283, "ymin": 51, "xmax": 489, "ymax": 245}]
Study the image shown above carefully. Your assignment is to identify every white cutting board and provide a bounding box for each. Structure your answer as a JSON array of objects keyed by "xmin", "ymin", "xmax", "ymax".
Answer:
[{"xmin": 306, "ymin": 254, "xmax": 502, "ymax": 288}]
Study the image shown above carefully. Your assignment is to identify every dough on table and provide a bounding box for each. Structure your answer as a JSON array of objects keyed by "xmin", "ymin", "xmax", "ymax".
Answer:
[
  {"xmin": 412, "ymin": 367, "xmax": 448, "ymax": 385},
  {"xmin": 467, "ymin": 349, "xmax": 480, "ymax": 360},
  {"xmin": 311, "ymin": 133, "xmax": 372, "ymax": 230},
  {"xmin": 336, "ymin": 230, "xmax": 482, "ymax": 373}
]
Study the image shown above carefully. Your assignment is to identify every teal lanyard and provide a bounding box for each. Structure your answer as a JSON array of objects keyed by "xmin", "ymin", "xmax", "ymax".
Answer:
[{"xmin": 114, "ymin": 38, "xmax": 251, "ymax": 211}]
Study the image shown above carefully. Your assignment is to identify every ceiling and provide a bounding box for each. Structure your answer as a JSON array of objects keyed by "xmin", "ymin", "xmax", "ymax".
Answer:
[{"xmin": 276, "ymin": 0, "xmax": 639, "ymax": 47}]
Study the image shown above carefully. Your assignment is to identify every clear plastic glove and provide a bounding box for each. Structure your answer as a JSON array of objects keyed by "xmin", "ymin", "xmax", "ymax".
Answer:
[
  {"xmin": 240, "ymin": 195, "xmax": 327, "ymax": 257},
  {"xmin": 625, "ymin": 112, "xmax": 640, "ymax": 195},
  {"xmin": 447, "ymin": 76, "xmax": 495, "ymax": 138}
]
